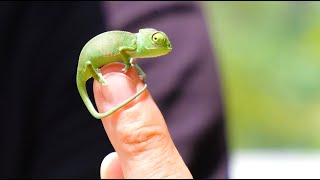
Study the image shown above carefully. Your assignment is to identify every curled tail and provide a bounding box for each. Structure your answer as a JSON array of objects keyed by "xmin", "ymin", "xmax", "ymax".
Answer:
[{"xmin": 76, "ymin": 78, "xmax": 147, "ymax": 119}]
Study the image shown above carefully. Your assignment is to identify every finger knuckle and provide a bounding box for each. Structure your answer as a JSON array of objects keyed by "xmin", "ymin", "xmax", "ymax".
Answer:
[{"xmin": 118, "ymin": 123, "xmax": 167, "ymax": 156}]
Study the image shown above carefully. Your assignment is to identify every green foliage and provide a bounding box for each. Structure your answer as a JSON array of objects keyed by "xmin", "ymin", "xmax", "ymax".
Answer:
[{"xmin": 202, "ymin": 2, "xmax": 320, "ymax": 151}]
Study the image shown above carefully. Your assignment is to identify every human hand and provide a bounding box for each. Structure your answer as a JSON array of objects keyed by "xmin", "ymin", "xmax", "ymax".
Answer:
[{"xmin": 93, "ymin": 63, "xmax": 193, "ymax": 179}]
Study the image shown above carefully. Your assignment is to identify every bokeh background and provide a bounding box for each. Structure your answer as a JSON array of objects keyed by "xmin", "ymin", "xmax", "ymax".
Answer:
[{"xmin": 201, "ymin": 1, "xmax": 320, "ymax": 178}]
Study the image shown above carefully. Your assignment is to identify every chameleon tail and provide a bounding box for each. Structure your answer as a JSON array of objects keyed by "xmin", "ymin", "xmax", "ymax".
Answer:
[{"xmin": 77, "ymin": 79, "xmax": 147, "ymax": 119}]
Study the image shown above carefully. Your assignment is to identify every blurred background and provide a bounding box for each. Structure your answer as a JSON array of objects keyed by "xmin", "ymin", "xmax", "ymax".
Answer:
[{"xmin": 201, "ymin": 1, "xmax": 320, "ymax": 178}]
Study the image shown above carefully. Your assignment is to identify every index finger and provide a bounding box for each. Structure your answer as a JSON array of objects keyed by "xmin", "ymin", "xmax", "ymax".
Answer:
[{"xmin": 93, "ymin": 62, "xmax": 193, "ymax": 178}]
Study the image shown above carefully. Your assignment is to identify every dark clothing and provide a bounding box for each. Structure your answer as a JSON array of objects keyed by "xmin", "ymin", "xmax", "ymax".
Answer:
[{"xmin": 0, "ymin": 1, "xmax": 228, "ymax": 178}]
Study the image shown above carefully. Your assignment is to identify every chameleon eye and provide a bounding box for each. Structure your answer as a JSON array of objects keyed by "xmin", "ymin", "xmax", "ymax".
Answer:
[{"xmin": 152, "ymin": 32, "xmax": 165, "ymax": 45}]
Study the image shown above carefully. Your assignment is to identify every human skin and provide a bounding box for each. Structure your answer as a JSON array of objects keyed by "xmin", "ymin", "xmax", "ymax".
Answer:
[{"xmin": 93, "ymin": 63, "xmax": 193, "ymax": 179}]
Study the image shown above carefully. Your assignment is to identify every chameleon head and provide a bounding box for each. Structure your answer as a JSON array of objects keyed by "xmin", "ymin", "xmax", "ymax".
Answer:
[{"xmin": 136, "ymin": 28, "xmax": 172, "ymax": 58}]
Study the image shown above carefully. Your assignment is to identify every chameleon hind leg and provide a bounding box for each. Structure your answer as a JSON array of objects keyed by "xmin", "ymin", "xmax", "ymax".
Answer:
[
  {"xmin": 86, "ymin": 61, "xmax": 108, "ymax": 85},
  {"xmin": 130, "ymin": 58, "xmax": 146, "ymax": 82}
]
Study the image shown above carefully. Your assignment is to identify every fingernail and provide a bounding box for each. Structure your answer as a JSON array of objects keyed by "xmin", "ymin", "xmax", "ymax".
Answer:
[{"xmin": 99, "ymin": 73, "xmax": 137, "ymax": 108}]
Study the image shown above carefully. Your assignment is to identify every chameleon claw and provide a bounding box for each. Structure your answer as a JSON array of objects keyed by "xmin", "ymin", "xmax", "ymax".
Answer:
[
  {"xmin": 99, "ymin": 79, "xmax": 108, "ymax": 86},
  {"xmin": 121, "ymin": 68, "xmax": 128, "ymax": 74},
  {"xmin": 139, "ymin": 74, "xmax": 146, "ymax": 83},
  {"xmin": 122, "ymin": 64, "xmax": 130, "ymax": 74}
]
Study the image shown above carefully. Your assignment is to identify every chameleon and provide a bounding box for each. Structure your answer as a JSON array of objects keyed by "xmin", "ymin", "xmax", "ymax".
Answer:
[{"xmin": 76, "ymin": 28, "xmax": 172, "ymax": 119}]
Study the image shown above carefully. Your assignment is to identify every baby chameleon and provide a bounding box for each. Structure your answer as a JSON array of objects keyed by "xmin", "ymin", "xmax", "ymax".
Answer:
[{"xmin": 76, "ymin": 28, "xmax": 172, "ymax": 119}]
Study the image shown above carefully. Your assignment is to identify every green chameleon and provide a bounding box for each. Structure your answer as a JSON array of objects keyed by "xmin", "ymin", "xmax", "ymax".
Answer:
[{"xmin": 76, "ymin": 28, "xmax": 172, "ymax": 119}]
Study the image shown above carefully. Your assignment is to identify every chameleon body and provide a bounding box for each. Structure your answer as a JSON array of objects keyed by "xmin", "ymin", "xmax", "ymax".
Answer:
[{"xmin": 76, "ymin": 28, "xmax": 172, "ymax": 119}]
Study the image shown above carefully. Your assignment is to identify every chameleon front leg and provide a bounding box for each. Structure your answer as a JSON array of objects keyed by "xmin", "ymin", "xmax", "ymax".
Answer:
[
  {"xmin": 86, "ymin": 61, "xmax": 108, "ymax": 85},
  {"xmin": 119, "ymin": 46, "xmax": 136, "ymax": 73}
]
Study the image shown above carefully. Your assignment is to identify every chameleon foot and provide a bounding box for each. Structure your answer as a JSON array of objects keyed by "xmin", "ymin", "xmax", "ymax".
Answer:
[
  {"xmin": 99, "ymin": 78, "xmax": 108, "ymax": 86},
  {"xmin": 121, "ymin": 68, "xmax": 127, "ymax": 74},
  {"xmin": 139, "ymin": 74, "xmax": 146, "ymax": 83},
  {"xmin": 121, "ymin": 64, "xmax": 130, "ymax": 74}
]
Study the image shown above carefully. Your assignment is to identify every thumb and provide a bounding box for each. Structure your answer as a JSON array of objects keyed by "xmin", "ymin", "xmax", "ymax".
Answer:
[
  {"xmin": 93, "ymin": 62, "xmax": 193, "ymax": 179},
  {"xmin": 100, "ymin": 152, "xmax": 123, "ymax": 179}
]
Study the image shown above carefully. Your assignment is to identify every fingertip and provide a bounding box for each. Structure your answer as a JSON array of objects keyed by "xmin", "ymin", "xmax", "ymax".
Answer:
[{"xmin": 93, "ymin": 63, "xmax": 147, "ymax": 111}]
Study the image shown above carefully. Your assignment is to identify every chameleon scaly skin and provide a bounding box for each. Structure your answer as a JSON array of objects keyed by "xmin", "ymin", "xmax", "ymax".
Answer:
[{"xmin": 76, "ymin": 28, "xmax": 172, "ymax": 119}]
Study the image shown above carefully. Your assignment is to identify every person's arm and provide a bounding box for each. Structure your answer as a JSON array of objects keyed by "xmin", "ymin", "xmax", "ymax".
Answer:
[{"xmin": 102, "ymin": 1, "xmax": 229, "ymax": 178}]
